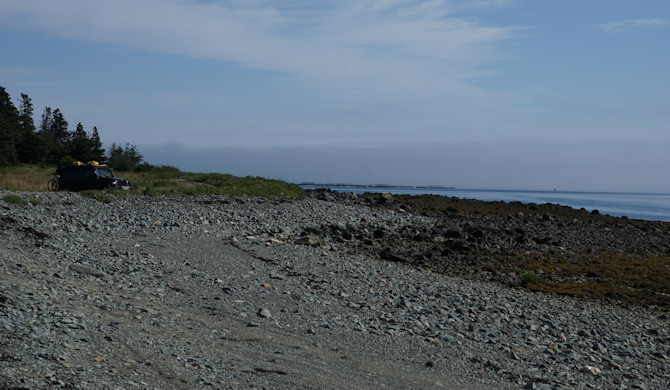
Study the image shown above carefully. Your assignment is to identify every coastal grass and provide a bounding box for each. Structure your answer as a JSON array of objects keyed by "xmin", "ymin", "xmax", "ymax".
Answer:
[
  {"xmin": 80, "ymin": 190, "xmax": 114, "ymax": 203},
  {"xmin": 0, "ymin": 165, "xmax": 54, "ymax": 191},
  {"xmin": 124, "ymin": 171, "xmax": 304, "ymax": 198},
  {"xmin": 5, "ymin": 165, "xmax": 667, "ymax": 309},
  {"xmin": 519, "ymin": 271, "xmax": 545, "ymax": 287},
  {"xmin": 503, "ymin": 252, "xmax": 670, "ymax": 309},
  {"xmin": 2, "ymin": 194, "xmax": 29, "ymax": 206},
  {"xmin": 367, "ymin": 192, "xmax": 670, "ymax": 310},
  {"xmin": 362, "ymin": 193, "xmax": 616, "ymax": 224},
  {"xmin": 0, "ymin": 164, "xmax": 305, "ymax": 199}
]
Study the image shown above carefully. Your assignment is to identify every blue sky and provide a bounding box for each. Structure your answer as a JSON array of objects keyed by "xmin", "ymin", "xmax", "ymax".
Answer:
[{"xmin": 1, "ymin": 0, "xmax": 668, "ymax": 191}]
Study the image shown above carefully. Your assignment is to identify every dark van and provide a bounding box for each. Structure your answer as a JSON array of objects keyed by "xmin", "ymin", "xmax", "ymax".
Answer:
[{"xmin": 52, "ymin": 162, "xmax": 132, "ymax": 191}]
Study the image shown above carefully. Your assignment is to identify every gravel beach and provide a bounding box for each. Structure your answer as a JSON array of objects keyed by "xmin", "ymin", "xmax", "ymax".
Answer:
[{"xmin": 1, "ymin": 190, "xmax": 668, "ymax": 389}]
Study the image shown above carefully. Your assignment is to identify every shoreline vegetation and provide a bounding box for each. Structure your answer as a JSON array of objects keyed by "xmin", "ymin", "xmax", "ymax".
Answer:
[
  {"xmin": 331, "ymin": 191, "xmax": 670, "ymax": 311},
  {"xmin": 0, "ymin": 164, "xmax": 305, "ymax": 199},
  {"xmin": 2, "ymin": 165, "xmax": 669, "ymax": 311}
]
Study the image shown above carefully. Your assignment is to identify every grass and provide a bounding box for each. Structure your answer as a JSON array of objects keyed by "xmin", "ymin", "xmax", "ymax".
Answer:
[
  {"xmin": 1, "ymin": 164, "xmax": 305, "ymax": 199},
  {"xmin": 80, "ymin": 191, "xmax": 113, "ymax": 203},
  {"xmin": 519, "ymin": 271, "xmax": 545, "ymax": 287},
  {"xmin": 2, "ymin": 194, "xmax": 28, "ymax": 206},
  {"xmin": 363, "ymin": 193, "xmax": 613, "ymax": 223},
  {"xmin": 504, "ymin": 252, "xmax": 670, "ymax": 309},
  {"xmin": 0, "ymin": 165, "xmax": 54, "ymax": 191},
  {"xmin": 365, "ymin": 192, "xmax": 670, "ymax": 309}
]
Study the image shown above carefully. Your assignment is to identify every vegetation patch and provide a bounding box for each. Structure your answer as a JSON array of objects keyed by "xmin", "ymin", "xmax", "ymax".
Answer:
[
  {"xmin": 504, "ymin": 252, "xmax": 670, "ymax": 309},
  {"xmin": 0, "ymin": 165, "xmax": 54, "ymax": 191},
  {"xmin": 520, "ymin": 271, "xmax": 545, "ymax": 287},
  {"xmin": 80, "ymin": 191, "xmax": 113, "ymax": 204},
  {"xmin": 121, "ymin": 170, "xmax": 304, "ymax": 198},
  {"xmin": 0, "ymin": 164, "xmax": 305, "ymax": 199},
  {"xmin": 2, "ymin": 194, "xmax": 28, "ymax": 205},
  {"xmin": 362, "ymin": 193, "xmax": 618, "ymax": 224}
]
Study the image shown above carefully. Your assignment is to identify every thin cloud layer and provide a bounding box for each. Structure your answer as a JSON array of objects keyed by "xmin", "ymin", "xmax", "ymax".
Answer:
[
  {"xmin": 0, "ymin": 0, "xmax": 518, "ymax": 101},
  {"xmin": 597, "ymin": 18, "xmax": 668, "ymax": 33},
  {"xmin": 2, "ymin": 1, "xmax": 669, "ymax": 192}
]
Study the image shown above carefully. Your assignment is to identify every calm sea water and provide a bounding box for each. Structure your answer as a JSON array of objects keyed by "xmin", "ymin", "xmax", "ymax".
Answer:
[{"xmin": 300, "ymin": 185, "xmax": 670, "ymax": 222}]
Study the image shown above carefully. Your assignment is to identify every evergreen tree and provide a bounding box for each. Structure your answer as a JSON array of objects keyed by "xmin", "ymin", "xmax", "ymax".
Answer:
[
  {"xmin": 0, "ymin": 85, "xmax": 142, "ymax": 169},
  {"xmin": 0, "ymin": 87, "xmax": 19, "ymax": 166},
  {"xmin": 39, "ymin": 107, "xmax": 70, "ymax": 164},
  {"xmin": 90, "ymin": 126, "xmax": 105, "ymax": 162},
  {"xmin": 38, "ymin": 107, "xmax": 56, "ymax": 163},
  {"xmin": 0, "ymin": 86, "xmax": 19, "ymax": 127},
  {"xmin": 69, "ymin": 122, "xmax": 97, "ymax": 162},
  {"xmin": 0, "ymin": 116, "xmax": 18, "ymax": 166},
  {"xmin": 108, "ymin": 143, "xmax": 143, "ymax": 171},
  {"xmin": 50, "ymin": 108, "xmax": 70, "ymax": 145},
  {"xmin": 16, "ymin": 93, "xmax": 42, "ymax": 163},
  {"xmin": 40, "ymin": 106, "xmax": 53, "ymax": 133}
]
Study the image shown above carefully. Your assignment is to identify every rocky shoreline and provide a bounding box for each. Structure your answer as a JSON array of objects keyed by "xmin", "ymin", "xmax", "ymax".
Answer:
[{"xmin": 1, "ymin": 190, "xmax": 668, "ymax": 389}]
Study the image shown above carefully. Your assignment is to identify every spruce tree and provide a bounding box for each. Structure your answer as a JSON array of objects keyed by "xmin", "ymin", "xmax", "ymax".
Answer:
[
  {"xmin": 50, "ymin": 109, "xmax": 70, "ymax": 145},
  {"xmin": 16, "ymin": 93, "xmax": 42, "ymax": 163},
  {"xmin": 0, "ymin": 87, "xmax": 19, "ymax": 166},
  {"xmin": 41, "ymin": 107, "xmax": 70, "ymax": 164},
  {"xmin": 38, "ymin": 107, "xmax": 56, "ymax": 163},
  {"xmin": 90, "ymin": 126, "xmax": 105, "ymax": 162},
  {"xmin": 40, "ymin": 107, "xmax": 53, "ymax": 133},
  {"xmin": 0, "ymin": 116, "xmax": 18, "ymax": 166},
  {"xmin": 68, "ymin": 122, "xmax": 95, "ymax": 162},
  {"xmin": 108, "ymin": 143, "xmax": 143, "ymax": 171}
]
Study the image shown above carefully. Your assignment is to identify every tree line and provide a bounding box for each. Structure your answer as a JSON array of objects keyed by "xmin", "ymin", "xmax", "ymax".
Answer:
[{"xmin": 0, "ymin": 85, "xmax": 144, "ymax": 171}]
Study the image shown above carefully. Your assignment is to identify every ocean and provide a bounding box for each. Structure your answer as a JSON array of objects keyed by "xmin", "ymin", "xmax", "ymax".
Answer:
[{"xmin": 299, "ymin": 185, "xmax": 670, "ymax": 222}]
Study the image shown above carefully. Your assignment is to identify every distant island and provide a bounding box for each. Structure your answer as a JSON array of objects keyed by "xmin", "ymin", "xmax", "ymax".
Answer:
[{"xmin": 299, "ymin": 182, "xmax": 456, "ymax": 190}]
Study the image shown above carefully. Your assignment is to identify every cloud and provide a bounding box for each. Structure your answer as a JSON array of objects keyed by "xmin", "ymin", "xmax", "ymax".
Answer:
[
  {"xmin": 0, "ymin": 67, "xmax": 40, "ymax": 78},
  {"xmin": 0, "ymin": 0, "xmax": 520, "ymax": 101},
  {"xmin": 140, "ymin": 138, "xmax": 670, "ymax": 193},
  {"xmin": 597, "ymin": 18, "xmax": 668, "ymax": 33}
]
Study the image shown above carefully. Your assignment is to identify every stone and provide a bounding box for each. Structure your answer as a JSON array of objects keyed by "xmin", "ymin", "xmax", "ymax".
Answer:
[
  {"xmin": 581, "ymin": 365, "xmax": 602, "ymax": 376},
  {"xmin": 69, "ymin": 263, "xmax": 105, "ymax": 278}
]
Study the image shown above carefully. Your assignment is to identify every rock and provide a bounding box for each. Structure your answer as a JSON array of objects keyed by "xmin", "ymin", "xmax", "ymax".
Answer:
[
  {"xmin": 524, "ymin": 383, "xmax": 551, "ymax": 390},
  {"xmin": 1, "ymin": 190, "xmax": 669, "ymax": 390},
  {"xmin": 581, "ymin": 365, "xmax": 602, "ymax": 376},
  {"xmin": 295, "ymin": 236, "xmax": 318, "ymax": 246},
  {"xmin": 380, "ymin": 249, "xmax": 411, "ymax": 263},
  {"xmin": 68, "ymin": 263, "xmax": 105, "ymax": 278}
]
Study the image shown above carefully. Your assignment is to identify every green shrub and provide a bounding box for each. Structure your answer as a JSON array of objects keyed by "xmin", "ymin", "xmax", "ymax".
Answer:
[
  {"xmin": 520, "ymin": 271, "xmax": 545, "ymax": 287},
  {"xmin": 2, "ymin": 163, "xmax": 303, "ymax": 199},
  {"xmin": 97, "ymin": 195, "xmax": 112, "ymax": 203},
  {"xmin": 2, "ymin": 194, "xmax": 28, "ymax": 205},
  {"xmin": 80, "ymin": 191, "xmax": 113, "ymax": 203},
  {"xmin": 143, "ymin": 185, "xmax": 158, "ymax": 196},
  {"xmin": 151, "ymin": 179, "xmax": 173, "ymax": 187},
  {"xmin": 179, "ymin": 173, "xmax": 305, "ymax": 198},
  {"xmin": 58, "ymin": 155, "xmax": 77, "ymax": 167},
  {"xmin": 29, "ymin": 198, "xmax": 41, "ymax": 206}
]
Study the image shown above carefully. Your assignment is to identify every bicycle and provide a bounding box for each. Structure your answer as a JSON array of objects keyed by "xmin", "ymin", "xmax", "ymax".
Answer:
[{"xmin": 47, "ymin": 175, "xmax": 60, "ymax": 191}]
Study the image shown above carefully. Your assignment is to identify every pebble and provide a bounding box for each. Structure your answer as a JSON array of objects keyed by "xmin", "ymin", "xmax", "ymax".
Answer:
[{"xmin": 0, "ymin": 190, "xmax": 668, "ymax": 389}]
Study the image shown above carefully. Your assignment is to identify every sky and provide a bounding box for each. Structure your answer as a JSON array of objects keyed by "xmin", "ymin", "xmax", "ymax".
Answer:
[{"xmin": 1, "ymin": 0, "xmax": 669, "ymax": 192}]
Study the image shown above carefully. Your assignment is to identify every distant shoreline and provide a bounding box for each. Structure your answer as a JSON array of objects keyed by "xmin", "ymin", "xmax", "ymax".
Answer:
[
  {"xmin": 299, "ymin": 182, "xmax": 456, "ymax": 190},
  {"xmin": 299, "ymin": 184, "xmax": 670, "ymax": 222}
]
